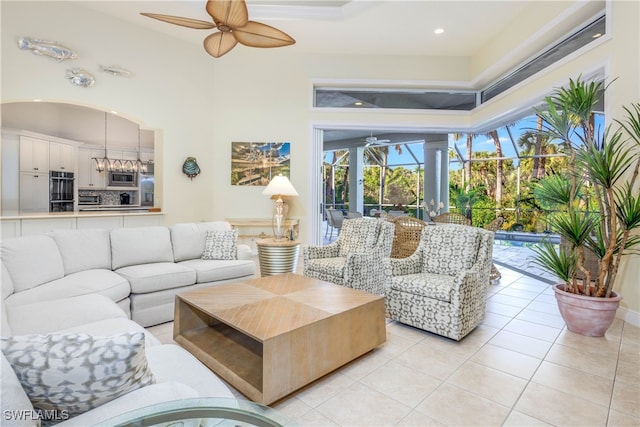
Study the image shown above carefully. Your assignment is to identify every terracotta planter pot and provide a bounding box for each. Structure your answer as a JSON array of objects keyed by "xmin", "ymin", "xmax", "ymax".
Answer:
[{"xmin": 553, "ymin": 284, "xmax": 623, "ymax": 337}]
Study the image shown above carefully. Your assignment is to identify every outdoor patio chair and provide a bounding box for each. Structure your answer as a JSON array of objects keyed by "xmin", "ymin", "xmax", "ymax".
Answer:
[
  {"xmin": 325, "ymin": 208, "xmax": 345, "ymax": 240},
  {"xmin": 388, "ymin": 216, "xmax": 428, "ymax": 258},
  {"xmin": 431, "ymin": 212, "xmax": 471, "ymax": 225},
  {"xmin": 383, "ymin": 224, "xmax": 493, "ymax": 340},
  {"xmin": 484, "ymin": 216, "xmax": 505, "ymax": 283},
  {"xmin": 303, "ymin": 218, "xmax": 395, "ymax": 295}
]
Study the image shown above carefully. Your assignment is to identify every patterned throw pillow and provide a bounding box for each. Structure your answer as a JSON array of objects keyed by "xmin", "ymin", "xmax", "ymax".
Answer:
[
  {"xmin": 201, "ymin": 229, "xmax": 238, "ymax": 260},
  {"xmin": 0, "ymin": 332, "xmax": 155, "ymax": 420}
]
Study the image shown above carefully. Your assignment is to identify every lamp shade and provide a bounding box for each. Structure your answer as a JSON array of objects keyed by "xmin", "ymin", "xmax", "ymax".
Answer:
[{"xmin": 262, "ymin": 174, "xmax": 298, "ymax": 197}]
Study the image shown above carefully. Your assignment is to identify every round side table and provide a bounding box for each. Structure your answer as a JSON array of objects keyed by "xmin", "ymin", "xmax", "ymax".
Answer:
[{"xmin": 256, "ymin": 238, "xmax": 300, "ymax": 276}]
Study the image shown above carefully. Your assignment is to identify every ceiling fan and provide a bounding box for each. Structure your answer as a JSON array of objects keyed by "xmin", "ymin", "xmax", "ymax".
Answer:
[
  {"xmin": 141, "ymin": 0, "xmax": 295, "ymax": 58},
  {"xmin": 364, "ymin": 135, "xmax": 392, "ymax": 147}
]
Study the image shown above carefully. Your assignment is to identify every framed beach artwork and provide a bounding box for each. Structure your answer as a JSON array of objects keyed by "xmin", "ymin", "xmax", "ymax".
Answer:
[{"xmin": 231, "ymin": 142, "xmax": 291, "ymax": 186}]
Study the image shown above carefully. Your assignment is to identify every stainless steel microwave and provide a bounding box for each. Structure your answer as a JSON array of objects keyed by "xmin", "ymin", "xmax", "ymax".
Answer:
[{"xmin": 108, "ymin": 171, "xmax": 137, "ymax": 187}]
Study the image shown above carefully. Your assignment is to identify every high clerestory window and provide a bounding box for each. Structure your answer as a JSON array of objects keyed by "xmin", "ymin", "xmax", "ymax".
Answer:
[{"xmin": 314, "ymin": 14, "xmax": 605, "ymax": 110}]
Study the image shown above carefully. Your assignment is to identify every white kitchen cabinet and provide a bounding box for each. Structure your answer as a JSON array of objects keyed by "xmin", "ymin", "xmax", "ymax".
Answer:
[
  {"xmin": 19, "ymin": 172, "xmax": 49, "ymax": 212},
  {"xmin": 20, "ymin": 136, "xmax": 49, "ymax": 173},
  {"xmin": 77, "ymin": 148, "xmax": 106, "ymax": 189},
  {"xmin": 1, "ymin": 219, "xmax": 21, "ymax": 240},
  {"xmin": 49, "ymin": 142, "xmax": 76, "ymax": 172},
  {"xmin": 20, "ymin": 218, "xmax": 75, "ymax": 236},
  {"xmin": 140, "ymin": 151, "xmax": 154, "ymax": 162},
  {"xmin": 77, "ymin": 216, "xmax": 123, "ymax": 230},
  {"xmin": 123, "ymin": 215, "xmax": 163, "ymax": 227}
]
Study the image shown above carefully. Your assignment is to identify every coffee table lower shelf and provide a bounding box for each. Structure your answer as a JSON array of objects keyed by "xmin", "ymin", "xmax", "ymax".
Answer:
[{"xmin": 173, "ymin": 275, "xmax": 385, "ymax": 405}]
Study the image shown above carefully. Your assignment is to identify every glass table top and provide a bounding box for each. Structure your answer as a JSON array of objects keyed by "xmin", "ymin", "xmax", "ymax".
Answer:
[{"xmin": 94, "ymin": 397, "xmax": 294, "ymax": 427}]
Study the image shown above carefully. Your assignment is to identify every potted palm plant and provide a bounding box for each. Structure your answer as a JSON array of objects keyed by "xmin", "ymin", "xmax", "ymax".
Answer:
[{"xmin": 532, "ymin": 76, "xmax": 640, "ymax": 336}]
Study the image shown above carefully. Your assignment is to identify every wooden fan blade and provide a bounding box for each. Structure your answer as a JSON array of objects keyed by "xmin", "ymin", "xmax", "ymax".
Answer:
[
  {"xmin": 233, "ymin": 21, "xmax": 295, "ymax": 48},
  {"xmin": 140, "ymin": 13, "xmax": 215, "ymax": 30},
  {"xmin": 203, "ymin": 31, "xmax": 238, "ymax": 58},
  {"xmin": 206, "ymin": 0, "xmax": 248, "ymax": 28}
]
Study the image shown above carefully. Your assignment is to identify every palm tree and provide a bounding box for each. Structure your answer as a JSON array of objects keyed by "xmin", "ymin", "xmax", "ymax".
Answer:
[
  {"xmin": 364, "ymin": 144, "xmax": 403, "ymax": 206},
  {"xmin": 486, "ymin": 130, "xmax": 504, "ymax": 208},
  {"xmin": 452, "ymin": 133, "xmax": 475, "ymax": 187},
  {"xmin": 517, "ymin": 130, "xmax": 554, "ymax": 179}
]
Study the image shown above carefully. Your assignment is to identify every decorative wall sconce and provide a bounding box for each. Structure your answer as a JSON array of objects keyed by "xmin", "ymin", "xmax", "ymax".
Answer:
[
  {"xmin": 18, "ymin": 37, "xmax": 78, "ymax": 61},
  {"xmin": 66, "ymin": 68, "xmax": 95, "ymax": 88},
  {"xmin": 182, "ymin": 157, "xmax": 201, "ymax": 180}
]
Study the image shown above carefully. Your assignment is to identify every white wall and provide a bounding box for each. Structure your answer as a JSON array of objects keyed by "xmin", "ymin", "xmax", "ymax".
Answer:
[{"xmin": 2, "ymin": 1, "xmax": 638, "ymax": 318}]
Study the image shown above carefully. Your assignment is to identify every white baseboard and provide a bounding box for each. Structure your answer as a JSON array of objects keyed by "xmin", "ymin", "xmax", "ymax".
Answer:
[{"xmin": 616, "ymin": 306, "xmax": 640, "ymax": 328}]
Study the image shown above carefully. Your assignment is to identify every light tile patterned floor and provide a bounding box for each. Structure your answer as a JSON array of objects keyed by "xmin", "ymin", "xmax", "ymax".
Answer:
[{"xmin": 147, "ymin": 263, "xmax": 640, "ymax": 426}]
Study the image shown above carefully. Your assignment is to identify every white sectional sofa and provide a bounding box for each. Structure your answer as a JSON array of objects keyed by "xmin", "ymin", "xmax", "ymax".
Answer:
[
  {"xmin": 0, "ymin": 221, "xmax": 257, "ymax": 426},
  {"xmin": 1, "ymin": 221, "xmax": 256, "ymax": 327}
]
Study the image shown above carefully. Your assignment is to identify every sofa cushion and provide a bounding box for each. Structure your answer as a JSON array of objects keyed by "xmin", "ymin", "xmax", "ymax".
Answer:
[
  {"xmin": 421, "ymin": 224, "xmax": 481, "ymax": 276},
  {"xmin": 1, "ymin": 235, "xmax": 64, "ymax": 293},
  {"xmin": 1, "ymin": 332, "xmax": 155, "ymax": 420},
  {"xmin": 56, "ymin": 381, "xmax": 198, "ymax": 427},
  {"xmin": 48, "ymin": 229, "xmax": 112, "ymax": 275},
  {"xmin": 178, "ymin": 259, "xmax": 255, "ymax": 283},
  {"xmin": 1, "ymin": 262, "xmax": 14, "ymax": 300},
  {"xmin": 110, "ymin": 227, "xmax": 174, "ymax": 270},
  {"xmin": 116, "ymin": 263, "xmax": 196, "ymax": 294},
  {"xmin": 304, "ymin": 257, "xmax": 347, "ymax": 278},
  {"xmin": 1, "ymin": 353, "xmax": 35, "ymax": 427},
  {"xmin": 145, "ymin": 344, "xmax": 235, "ymax": 399},
  {"xmin": 201, "ymin": 229, "xmax": 238, "ymax": 260},
  {"xmin": 170, "ymin": 221, "xmax": 232, "ymax": 262},
  {"xmin": 5, "ymin": 294, "xmax": 128, "ymax": 336},
  {"xmin": 389, "ymin": 272, "xmax": 456, "ymax": 303},
  {"xmin": 4, "ymin": 269, "xmax": 130, "ymax": 307}
]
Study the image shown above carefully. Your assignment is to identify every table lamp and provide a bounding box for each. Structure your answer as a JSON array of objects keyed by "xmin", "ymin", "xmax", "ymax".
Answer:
[{"xmin": 262, "ymin": 174, "xmax": 299, "ymax": 239}]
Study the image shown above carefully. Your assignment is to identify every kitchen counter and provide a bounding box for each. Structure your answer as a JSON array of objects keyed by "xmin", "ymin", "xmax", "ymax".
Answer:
[
  {"xmin": 1, "ymin": 210, "xmax": 162, "ymax": 219},
  {"xmin": 78, "ymin": 206, "xmax": 151, "ymax": 212},
  {"xmin": 1, "ymin": 210, "xmax": 164, "ymax": 239}
]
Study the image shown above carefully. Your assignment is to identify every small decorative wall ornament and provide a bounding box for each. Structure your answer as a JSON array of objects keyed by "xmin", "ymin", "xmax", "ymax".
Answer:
[
  {"xmin": 99, "ymin": 64, "xmax": 133, "ymax": 77},
  {"xmin": 66, "ymin": 68, "xmax": 95, "ymax": 88},
  {"xmin": 182, "ymin": 157, "xmax": 201, "ymax": 180},
  {"xmin": 18, "ymin": 37, "xmax": 79, "ymax": 61}
]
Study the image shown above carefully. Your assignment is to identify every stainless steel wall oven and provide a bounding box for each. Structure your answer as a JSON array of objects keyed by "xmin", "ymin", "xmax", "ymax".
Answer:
[{"xmin": 50, "ymin": 171, "xmax": 74, "ymax": 212}]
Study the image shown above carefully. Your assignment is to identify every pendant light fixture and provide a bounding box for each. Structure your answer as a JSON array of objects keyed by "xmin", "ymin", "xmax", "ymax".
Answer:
[
  {"xmin": 92, "ymin": 112, "xmax": 109, "ymax": 172},
  {"xmin": 136, "ymin": 127, "xmax": 148, "ymax": 174}
]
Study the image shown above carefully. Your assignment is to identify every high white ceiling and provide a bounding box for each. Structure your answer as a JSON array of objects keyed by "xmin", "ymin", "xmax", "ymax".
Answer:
[
  {"xmin": 10, "ymin": 1, "xmax": 604, "ymax": 147},
  {"xmin": 78, "ymin": 0, "xmax": 531, "ymax": 57}
]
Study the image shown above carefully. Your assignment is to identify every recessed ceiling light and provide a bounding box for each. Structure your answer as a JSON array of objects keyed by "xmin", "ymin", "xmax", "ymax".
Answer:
[
  {"xmin": 354, "ymin": 102, "xmax": 363, "ymax": 106},
  {"xmin": 592, "ymin": 33, "xmax": 602, "ymax": 38},
  {"xmin": 434, "ymin": 28, "xmax": 444, "ymax": 35}
]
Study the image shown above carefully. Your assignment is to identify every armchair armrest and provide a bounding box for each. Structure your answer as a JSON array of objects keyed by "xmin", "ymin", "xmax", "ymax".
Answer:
[
  {"xmin": 450, "ymin": 264, "xmax": 486, "ymax": 311},
  {"xmin": 302, "ymin": 242, "xmax": 340, "ymax": 261},
  {"xmin": 382, "ymin": 251, "xmax": 424, "ymax": 277},
  {"xmin": 344, "ymin": 247, "xmax": 387, "ymax": 295}
]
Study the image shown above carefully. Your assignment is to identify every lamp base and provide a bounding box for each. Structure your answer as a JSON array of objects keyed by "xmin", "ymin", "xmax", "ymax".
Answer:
[{"xmin": 272, "ymin": 198, "xmax": 288, "ymax": 239}]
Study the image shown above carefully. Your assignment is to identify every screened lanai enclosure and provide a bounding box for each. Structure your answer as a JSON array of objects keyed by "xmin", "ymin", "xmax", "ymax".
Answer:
[
  {"xmin": 322, "ymin": 110, "xmax": 604, "ymax": 232},
  {"xmin": 318, "ymin": 12, "xmax": 606, "ymax": 233}
]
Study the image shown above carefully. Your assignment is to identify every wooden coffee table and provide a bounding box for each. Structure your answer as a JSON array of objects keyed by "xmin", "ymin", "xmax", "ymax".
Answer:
[{"xmin": 173, "ymin": 273, "xmax": 386, "ymax": 404}]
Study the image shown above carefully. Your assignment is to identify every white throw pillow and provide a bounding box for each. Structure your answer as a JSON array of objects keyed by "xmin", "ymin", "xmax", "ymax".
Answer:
[
  {"xmin": 201, "ymin": 230, "xmax": 238, "ymax": 260},
  {"xmin": 0, "ymin": 332, "xmax": 155, "ymax": 421}
]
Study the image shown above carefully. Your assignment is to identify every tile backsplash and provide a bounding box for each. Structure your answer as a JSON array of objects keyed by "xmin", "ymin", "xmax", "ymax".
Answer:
[{"xmin": 78, "ymin": 190, "xmax": 137, "ymax": 205}]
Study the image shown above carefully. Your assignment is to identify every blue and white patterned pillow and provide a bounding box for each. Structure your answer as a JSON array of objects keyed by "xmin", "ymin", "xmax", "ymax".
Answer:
[
  {"xmin": 201, "ymin": 229, "xmax": 238, "ymax": 260},
  {"xmin": 0, "ymin": 332, "xmax": 155, "ymax": 421}
]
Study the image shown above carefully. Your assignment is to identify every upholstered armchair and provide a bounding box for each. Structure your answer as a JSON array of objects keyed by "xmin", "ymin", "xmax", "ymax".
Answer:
[
  {"xmin": 303, "ymin": 218, "xmax": 395, "ymax": 295},
  {"xmin": 383, "ymin": 223, "xmax": 494, "ymax": 340}
]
